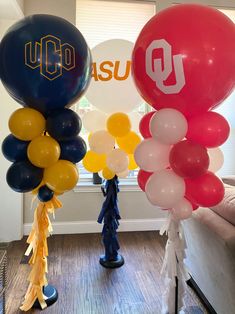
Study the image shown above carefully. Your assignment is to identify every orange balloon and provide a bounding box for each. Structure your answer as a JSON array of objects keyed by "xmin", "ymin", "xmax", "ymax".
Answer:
[
  {"xmin": 106, "ymin": 112, "xmax": 131, "ymax": 137},
  {"xmin": 44, "ymin": 160, "xmax": 79, "ymax": 193},
  {"xmin": 116, "ymin": 131, "xmax": 141, "ymax": 154},
  {"xmin": 27, "ymin": 136, "xmax": 61, "ymax": 168},
  {"xmin": 83, "ymin": 151, "xmax": 106, "ymax": 173},
  {"xmin": 9, "ymin": 108, "xmax": 45, "ymax": 141}
]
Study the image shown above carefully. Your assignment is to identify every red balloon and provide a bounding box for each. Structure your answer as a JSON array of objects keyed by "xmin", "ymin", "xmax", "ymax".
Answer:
[
  {"xmin": 185, "ymin": 171, "xmax": 224, "ymax": 207},
  {"xmin": 137, "ymin": 169, "xmax": 153, "ymax": 191},
  {"xmin": 186, "ymin": 111, "xmax": 230, "ymax": 148},
  {"xmin": 132, "ymin": 4, "xmax": 235, "ymax": 118},
  {"xmin": 139, "ymin": 111, "xmax": 156, "ymax": 138},
  {"xmin": 185, "ymin": 197, "xmax": 199, "ymax": 211},
  {"xmin": 169, "ymin": 140, "xmax": 209, "ymax": 178}
]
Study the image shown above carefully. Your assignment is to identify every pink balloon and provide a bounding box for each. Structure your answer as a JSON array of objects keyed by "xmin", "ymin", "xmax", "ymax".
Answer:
[
  {"xmin": 139, "ymin": 111, "xmax": 156, "ymax": 138},
  {"xmin": 134, "ymin": 138, "xmax": 171, "ymax": 172},
  {"xmin": 137, "ymin": 169, "xmax": 153, "ymax": 191}
]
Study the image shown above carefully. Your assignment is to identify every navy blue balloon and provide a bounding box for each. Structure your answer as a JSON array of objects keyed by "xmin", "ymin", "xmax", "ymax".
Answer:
[
  {"xmin": 2, "ymin": 134, "xmax": 29, "ymax": 162},
  {"xmin": 38, "ymin": 185, "xmax": 54, "ymax": 202},
  {"xmin": 46, "ymin": 108, "xmax": 82, "ymax": 140},
  {"xmin": 6, "ymin": 161, "xmax": 43, "ymax": 193},
  {"xmin": 0, "ymin": 14, "xmax": 91, "ymax": 115},
  {"xmin": 59, "ymin": 136, "xmax": 87, "ymax": 163}
]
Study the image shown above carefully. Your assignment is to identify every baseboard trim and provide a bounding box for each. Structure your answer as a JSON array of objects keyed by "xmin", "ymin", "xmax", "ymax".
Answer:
[{"xmin": 23, "ymin": 218, "xmax": 167, "ymax": 235}]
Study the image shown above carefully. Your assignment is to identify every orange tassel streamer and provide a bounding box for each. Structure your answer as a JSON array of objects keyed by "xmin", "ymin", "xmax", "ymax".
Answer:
[{"xmin": 20, "ymin": 196, "xmax": 62, "ymax": 311}]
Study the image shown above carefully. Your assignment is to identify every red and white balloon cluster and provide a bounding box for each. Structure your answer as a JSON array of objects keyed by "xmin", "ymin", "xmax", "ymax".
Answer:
[
  {"xmin": 135, "ymin": 109, "xmax": 229, "ymax": 220},
  {"xmin": 131, "ymin": 4, "xmax": 235, "ymax": 220}
]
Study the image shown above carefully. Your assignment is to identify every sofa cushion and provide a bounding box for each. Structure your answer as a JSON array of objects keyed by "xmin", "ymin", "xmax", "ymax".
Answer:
[{"xmin": 211, "ymin": 183, "xmax": 235, "ymax": 226}]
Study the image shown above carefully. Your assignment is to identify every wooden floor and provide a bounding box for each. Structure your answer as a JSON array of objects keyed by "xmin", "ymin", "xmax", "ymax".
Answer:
[{"xmin": 4, "ymin": 232, "xmax": 208, "ymax": 314}]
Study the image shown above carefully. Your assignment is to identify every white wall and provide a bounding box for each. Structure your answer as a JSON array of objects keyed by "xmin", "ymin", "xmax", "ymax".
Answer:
[{"xmin": 0, "ymin": 20, "xmax": 23, "ymax": 242}]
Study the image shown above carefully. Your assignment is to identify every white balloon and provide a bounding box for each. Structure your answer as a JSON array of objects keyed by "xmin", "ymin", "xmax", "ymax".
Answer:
[
  {"xmin": 83, "ymin": 110, "xmax": 107, "ymax": 132},
  {"xmin": 106, "ymin": 149, "xmax": 129, "ymax": 173},
  {"xmin": 134, "ymin": 138, "xmax": 171, "ymax": 172},
  {"xmin": 172, "ymin": 198, "xmax": 193, "ymax": 220},
  {"xmin": 117, "ymin": 169, "xmax": 129, "ymax": 178},
  {"xmin": 208, "ymin": 147, "xmax": 224, "ymax": 173},
  {"xmin": 85, "ymin": 39, "xmax": 142, "ymax": 113},
  {"xmin": 89, "ymin": 130, "xmax": 115, "ymax": 154},
  {"xmin": 128, "ymin": 112, "xmax": 142, "ymax": 133},
  {"xmin": 145, "ymin": 170, "xmax": 185, "ymax": 208},
  {"xmin": 150, "ymin": 108, "xmax": 188, "ymax": 145}
]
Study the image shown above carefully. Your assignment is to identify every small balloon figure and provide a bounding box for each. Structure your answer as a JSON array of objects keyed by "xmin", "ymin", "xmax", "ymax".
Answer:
[
  {"xmin": 0, "ymin": 14, "xmax": 91, "ymax": 311},
  {"xmin": 98, "ymin": 176, "xmax": 124, "ymax": 268}
]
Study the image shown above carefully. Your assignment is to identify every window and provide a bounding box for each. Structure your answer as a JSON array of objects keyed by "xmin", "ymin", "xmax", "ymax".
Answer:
[{"xmin": 75, "ymin": 0, "xmax": 156, "ymax": 180}]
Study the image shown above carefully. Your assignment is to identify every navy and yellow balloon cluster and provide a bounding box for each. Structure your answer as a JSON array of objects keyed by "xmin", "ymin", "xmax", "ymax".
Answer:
[{"xmin": 1, "ymin": 14, "xmax": 91, "ymax": 201}]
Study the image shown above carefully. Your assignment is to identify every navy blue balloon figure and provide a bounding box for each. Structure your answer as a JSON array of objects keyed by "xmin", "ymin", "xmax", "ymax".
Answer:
[
  {"xmin": 0, "ymin": 14, "xmax": 91, "ymax": 115},
  {"xmin": 59, "ymin": 136, "xmax": 87, "ymax": 163},
  {"xmin": 2, "ymin": 134, "xmax": 29, "ymax": 162},
  {"xmin": 98, "ymin": 176, "xmax": 124, "ymax": 268}
]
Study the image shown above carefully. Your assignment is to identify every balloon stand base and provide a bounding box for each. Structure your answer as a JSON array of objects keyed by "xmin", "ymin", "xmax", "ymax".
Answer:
[
  {"xmin": 99, "ymin": 254, "xmax": 124, "ymax": 269},
  {"xmin": 33, "ymin": 285, "xmax": 58, "ymax": 309}
]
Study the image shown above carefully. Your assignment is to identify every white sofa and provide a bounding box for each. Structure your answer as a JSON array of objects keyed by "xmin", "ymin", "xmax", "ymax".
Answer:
[{"xmin": 183, "ymin": 179, "xmax": 235, "ymax": 314}]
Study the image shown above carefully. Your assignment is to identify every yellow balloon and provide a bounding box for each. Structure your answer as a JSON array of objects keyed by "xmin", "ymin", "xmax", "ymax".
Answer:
[
  {"xmin": 27, "ymin": 136, "xmax": 61, "ymax": 168},
  {"xmin": 106, "ymin": 112, "xmax": 131, "ymax": 137},
  {"xmin": 44, "ymin": 160, "xmax": 79, "ymax": 193},
  {"xmin": 9, "ymin": 108, "xmax": 46, "ymax": 141},
  {"xmin": 83, "ymin": 151, "xmax": 106, "ymax": 173},
  {"xmin": 128, "ymin": 154, "xmax": 138, "ymax": 170},
  {"xmin": 102, "ymin": 167, "xmax": 115, "ymax": 180},
  {"xmin": 116, "ymin": 131, "xmax": 141, "ymax": 154}
]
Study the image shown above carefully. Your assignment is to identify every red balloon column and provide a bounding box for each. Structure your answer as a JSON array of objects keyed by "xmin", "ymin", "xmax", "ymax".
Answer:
[{"xmin": 132, "ymin": 4, "xmax": 235, "ymax": 313}]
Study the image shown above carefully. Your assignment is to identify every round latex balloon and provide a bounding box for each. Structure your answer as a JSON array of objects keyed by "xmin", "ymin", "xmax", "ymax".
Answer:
[
  {"xmin": 83, "ymin": 110, "xmax": 107, "ymax": 132},
  {"xmin": 208, "ymin": 147, "xmax": 224, "ymax": 173},
  {"xmin": 83, "ymin": 151, "xmax": 106, "ymax": 173},
  {"xmin": 8, "ymin": 108, "xmax": 45, "ymax": 141},
  {"xmin": 27, "ymin": 136, "xmax": 61, "ymax": 168},
  {"xmin": 150, "ymin": 109, "xmax": 188, "ymax": 144},
  {"xmin": 116, "ymin": 131, "xmax": 141, "ymax": 154},
  {"xmin": 0, "ymin": 14, "xmax": 91, "ymax": 115},
  {"xmin": 106, "ymin": 149, "xmax": 129, "ymax": 173},
  {"xmin": 85, "ymin": 39, "xmax": 142, "ymax": 113},
  {"xmin": 106, "ymin": 112, "xmax": 131, "ymax": 137},
  {"xmin": 2, "ymin": 134, "xmax": 29, "ymax": 162},
  {"xmin": 137, "ymin": 169, "xmax": 153, "ymax": 192},
  {"xmin": 128, "ymin": 154, "xmax": 138, "ymax": 170},
  {"xmin": 132, "ymin": 4, "xmax": 235, "ymax": 118},
  {"xmin": 185, "ymin": 171, "xmax": 224, "ymax": 207},
  {"xmin": 7, "ymin": 161, "xmax": 43, "ymax": 193},
  {"xmin": 139, "ymin": 111, "xmax": 156, "ymax": 138},
  {"xmin": 102, "ymin": 167, "xmax": 115, "ymax": 180},
  {"xmin": 44, "ymin": 160, "xmax": 79, "ymax": 193},
  {"xmin": 89, "ymin": 130, "xmax": 115, "ymax": 154},
  {"xmin": 186, "ymin": 112, "xmax": 230, "ymax": 148},
  {"xmin": 134, "ymin": 138, "xmax": 171, "ymax": 172},
  {"xmin": 59, "ymin": 136, "xmax": 87, "ymax": 164},
  {"xmin": 145, "ymin": 169, "xmax": 185, "ymax": 207},
  {"xmin": 38, "ymin": 185, "xmax": 54, "ymax": 202},
  {"xmin": 169, "ymin": 140, "xmax": 209, "ymax": 178},
  {"xmin": 172, "ymin": 198, "xmax": 193, "ymax": 220},
  {"xmin": 46, "ymin": 108, "xmax": 82, "ymax": 141}
]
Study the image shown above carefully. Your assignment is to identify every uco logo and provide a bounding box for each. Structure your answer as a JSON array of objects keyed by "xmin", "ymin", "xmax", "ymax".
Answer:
[
  {"xmin": 25, "ymin": 34, "xmax": 75, "ymax": 81},
  {"xmin": 146, "ymin": 39, "xmax": 185, "ymax": 94}
]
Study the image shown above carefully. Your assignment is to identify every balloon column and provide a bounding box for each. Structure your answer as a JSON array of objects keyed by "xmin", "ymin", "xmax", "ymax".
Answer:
[
  {"xmin": 0, "ymin": 15, "xmax": 91, "ymax": 311},
  {"xmin": 132, "ymin": 4, "xmax": 235, "ymax": 313}
]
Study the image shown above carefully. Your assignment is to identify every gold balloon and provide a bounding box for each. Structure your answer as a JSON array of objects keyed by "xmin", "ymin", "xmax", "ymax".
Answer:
[
  {"xmin": 27, "ymin": 136, "xmax": 61, "ymax": 168},
  {"xmin": 83, "ymin": 151, "xmax": 106, "ymax": 173},
  {"xmin": 44, "ymin": 160, "xmax": 79, "ymax": 193},
  {"xmin": 116, "ymin": 131, "xmax": 141, "ymax": 154},
  {"xmin": 128, "ymin": 154, "xmax": 138, "ymax": 170},
  {"xmin": 9, "ymin": 108, "xmax": 46, "ymax": 141},
  {"xmin": 102, "ymin": 167, "xmax": 115, "ymax": 180},
  {"xmin": 106, "ymin": 112, "xmax": 131, "ymax": 137}
]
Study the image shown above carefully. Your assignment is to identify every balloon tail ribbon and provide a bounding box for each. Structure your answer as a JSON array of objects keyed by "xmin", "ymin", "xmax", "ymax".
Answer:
[
  {"xmin": 20, "ymin": 196, "xmax": 62, "ymax": 311},
  {"xmin": 160, "ymin": 212, "xmax": 190, "ymax": 314}
]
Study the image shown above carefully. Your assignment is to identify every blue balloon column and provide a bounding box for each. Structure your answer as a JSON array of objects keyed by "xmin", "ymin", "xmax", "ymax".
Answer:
[
  {"xmin": 98, "ymin": 176, "xmax": 124, "ymax": 268},
  {"xmin": 0, "ymin": 14, "xmax": 91, "ymax": 311}
]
